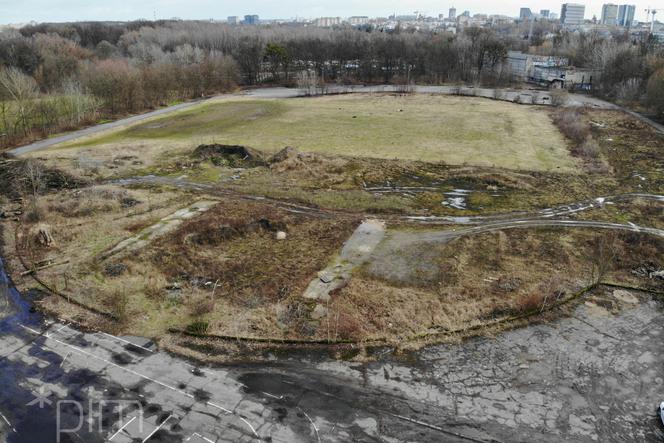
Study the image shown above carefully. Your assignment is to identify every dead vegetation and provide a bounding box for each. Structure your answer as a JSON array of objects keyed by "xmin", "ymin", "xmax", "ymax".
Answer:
[
  {"xmin": 318, "ymin": 228, "xmax": 664, "ymax": 341},
  {"xmin": 145, "ymin": 200, "xmax": 357, "ymax": 305},
  {"xmin": 552, "ymin": 108, "xmax": 610, "ymax": 173}
]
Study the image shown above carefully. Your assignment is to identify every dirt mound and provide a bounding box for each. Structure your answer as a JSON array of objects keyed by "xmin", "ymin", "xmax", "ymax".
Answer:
[
  {"xmin": 268, "ymin": 146, "xmax": 318, "ymax": 173},
  {"xmin": 193, "ymin": 144, "xmax": 266, "ymax": 167}
]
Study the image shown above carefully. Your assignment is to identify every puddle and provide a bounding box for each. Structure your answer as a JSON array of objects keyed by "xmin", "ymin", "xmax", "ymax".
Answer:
[
  {"xmin": 441, "ymin": 189, "xmax": 472, "ymax": 210},
  {"xmin": 365, "ymin": 177, "xmax": 504, "ymax": 211}
]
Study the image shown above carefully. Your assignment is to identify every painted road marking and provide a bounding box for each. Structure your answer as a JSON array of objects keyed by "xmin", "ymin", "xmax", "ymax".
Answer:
[
  {"xmin": 297, "ymin": 407, "xmax": 320, "ymax": 443},
  {"xmin": 59, "ymin": 351, "xmax": 71, "ymax": 367},
  {"xmin": 18, "ymin": 324, "xmax": 260, "ymax": 440},
  {"xmin": 0, "ymin": 412, "xmax": 17, "ymax": 433},
  {"xmin": 142, "ymin": 414, "xmax": 174, "ymax": 442},
  {"xmin": 108, "ymin": 415, "xmax": 136, "ymax": 441},
  {"xmin": 98, "ymin": 332, "xmax": 155, "ymax": 354},
  {"xmin": 185, "ymin": 433, "xmax": 215, "ymax": 443}
]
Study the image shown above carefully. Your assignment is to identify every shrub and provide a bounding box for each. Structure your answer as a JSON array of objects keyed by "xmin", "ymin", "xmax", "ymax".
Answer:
[
  {"xmin": 575, "ymin": 137, "xmax": 601, "ymax": 159},
  {"xmin": 186, "ymin": 321, "xmax": 209, "ymax": 335},
  {"xmin": 514, "ymin": 293, "xmax": 546, "ymax": 314},
  {"xmin": 552, "ymin": 109, "xmax": 590, "ymax": 144},
  {"xmin": 549, "ymin": 90, "xmax": 569, "ymax": 106},
  {"xmin": 24, "ymin": 201, "xmax": 44, "ymax": 222},
  {"xmin": 107, "ymin": 288, "xmax": 130, "ymax": 323},
  {"xmin": 189, "ymin": 295, "xmax": 215, "ymax": 317}
]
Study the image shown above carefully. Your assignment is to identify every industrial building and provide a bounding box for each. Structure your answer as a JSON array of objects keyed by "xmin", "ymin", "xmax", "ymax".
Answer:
[{"xmin": 507, "ymin": 51, "xmax": 598, "ymax": 90}]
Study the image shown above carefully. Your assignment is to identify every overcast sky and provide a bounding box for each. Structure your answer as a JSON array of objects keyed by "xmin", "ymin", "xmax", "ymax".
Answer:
[{"xmin": 0, "ymin": 0, "xmax": 654, "ymax": 25}]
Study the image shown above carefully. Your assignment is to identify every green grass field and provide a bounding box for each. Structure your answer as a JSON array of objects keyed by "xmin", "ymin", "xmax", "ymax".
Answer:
[{"xmin": 62, "ymin": 94, "xmax": 577, "ymax": 172}]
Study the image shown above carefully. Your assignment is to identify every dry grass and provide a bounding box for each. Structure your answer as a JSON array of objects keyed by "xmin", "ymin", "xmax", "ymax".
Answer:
[
  {"xmin": 39, "ymin": 197, "xmax": 361, "ymax": 338},
  {"xmin": 321, "ymin": 227, "xmax": 664, "ymax": 340},
  {"xmin": 145, "ymin": 200, "xmax": 358, "ymax": 305},
  {"xmin": 552, "ymin": 108, "xmax": 610, "ymax": 173},
  {"xmin": 14, "ymin": 185, "xmax": 193, "ymax": 309},
  {"xmin": 48, "ymin": 94, "xmax": 577, "ymax": 172}
]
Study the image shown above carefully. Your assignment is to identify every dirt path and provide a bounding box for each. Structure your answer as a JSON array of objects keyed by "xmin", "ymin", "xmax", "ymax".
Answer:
[{"xmin": 7, "ymin": 98, "xmax": 217, "ymax": 157}]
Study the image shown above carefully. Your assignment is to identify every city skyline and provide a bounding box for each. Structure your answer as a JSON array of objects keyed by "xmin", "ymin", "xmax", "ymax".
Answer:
[{"xmin": 0, "ymin": 0, "xmax": 655, "ymax": 25}]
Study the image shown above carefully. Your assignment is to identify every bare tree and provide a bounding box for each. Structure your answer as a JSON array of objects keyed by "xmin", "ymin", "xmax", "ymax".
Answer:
[
  {"xmin": 0, "ymin": 67, "xmax": 38, "ymax": 137},
  {"xmin": 588, "ymin": 233, "xmax": 617, "ymax": 287}
]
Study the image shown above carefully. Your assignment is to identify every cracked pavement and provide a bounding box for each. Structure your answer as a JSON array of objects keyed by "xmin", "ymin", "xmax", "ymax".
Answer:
[{"xmin": 1, "ymin": 253, "xmax": 663, "ymax": 442}]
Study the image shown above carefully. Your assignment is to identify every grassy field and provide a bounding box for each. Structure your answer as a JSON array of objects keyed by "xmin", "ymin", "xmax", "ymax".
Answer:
[{"xmin": 60, "ymin": 94, "xmax": 577, "ymax": 172}]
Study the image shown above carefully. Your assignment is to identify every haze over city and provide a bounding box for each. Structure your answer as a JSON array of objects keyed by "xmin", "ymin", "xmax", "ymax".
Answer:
[{"xmin": 0, "ymin": 0, "xmax": 655, "ymax": 24}]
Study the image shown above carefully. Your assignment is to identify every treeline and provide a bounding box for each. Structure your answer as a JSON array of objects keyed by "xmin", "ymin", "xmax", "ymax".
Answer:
[
  {"xmin": 538, "ymin": 30, "xmax": 664, "ymax": 113},
  {"xmin": 0, "ymin": 21, "xmax": 515, "ymax": 148},
  {"xmin": 1, "ymin": 20, "xmax": 663, "ymax": 147}
]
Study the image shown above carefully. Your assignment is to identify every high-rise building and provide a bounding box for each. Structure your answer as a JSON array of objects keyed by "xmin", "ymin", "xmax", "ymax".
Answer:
[
  {"xmin": 540, "ymin": 10, "xmax": 550, "ymax": 18},
  {"xmin": 601, "ymin": 4, "xmax": 619, "ymax": 25},
  {"xmin": 449, "ymin": 7, "xmax": 457, "ymax": 19},
  {"xmin": 617, "ymin": 4, "xmax": 636, "ymax": 27},
  {"xmin": 520, "ymin": 8, "xmax": 533, "ymax": 20},
  {"xmin": 243, "ymin": 14, "xmax": 259, "ymax": 25},
  {"xmin": 561, "ymin": 3, "xmax": 585, "ymax": 27},
  {"xmin": 227, "ymin": 16, "xmax": 239, "ymax": 24}
]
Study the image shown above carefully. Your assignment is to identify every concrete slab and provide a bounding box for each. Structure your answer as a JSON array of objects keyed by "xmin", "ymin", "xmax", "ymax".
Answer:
[{"xmin": 303, "ymin": 219, "xmax": 385, "ymax": 302}]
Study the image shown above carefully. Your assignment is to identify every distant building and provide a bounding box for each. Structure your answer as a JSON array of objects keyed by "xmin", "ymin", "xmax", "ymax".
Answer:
[
  {"xmin": 507, "ymin": 51, "xmax": 598, "ymax": 90},
  {"xmin": 617, "ymin": 4, "xmax": 636, "ymax": 27},
  {"xmin": 507, "ymin": 51, "xmax": 568, "ymax": 80},
  {"xmin": 449, "ymin": 7, "xmax": 457, "ymax": 19},
  {"xmin": 348, "ymin": 16, "xmax": 369, "ymax": 25},
  {"xmin": 540, "ymin": 9, "xmax": 550, "ymax": 18},
  {"xmin": 601, "ymin": 4, "xmax": 619, "ymax": 25},
  {"xmin": 315, "ymin": 17, "xmax": 341, "ymax": 27},
  {"xmin": 461, "ymin": 10, "xmax": 470, "ymax": 17},
  {"xmin": 243, "ymin": 14, "xmax": 259, "ymax": 25},
  {"xmin": 520, "ymin": 8, "xmax": 533, "ymax": 20},
  {"xmin": 561, "ymin": 3, "xmax": 585, "ymax": 27},
  {"xmin": 227, "ymin": 16, "xmax": 239, "ymax": 24}
]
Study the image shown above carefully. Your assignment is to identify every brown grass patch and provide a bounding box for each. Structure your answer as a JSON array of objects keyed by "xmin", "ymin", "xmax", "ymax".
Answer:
[{"xmin": 140, "ymin": 199, "xmax": 358, "ymax": 306}]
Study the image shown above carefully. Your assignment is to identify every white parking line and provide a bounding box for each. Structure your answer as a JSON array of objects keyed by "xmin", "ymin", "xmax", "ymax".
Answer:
[
  {"xmin": 185, "ymin": 432, "xmax": 215, "ymax": 443},
  {"xmin": 98, "ymin": 332, "xmax": 155, "ymax": 354},
  {"xmin": 108, "ymin": 416, "xmax": 136, "ymax": 441},
  {"xmin": 59, "ymin": 351, "xmax": 71, "ymax": 367},
  {"xmin": 0, "ymin": 412, "xmax": 16, "ymax": 433},
  {"xmin": 297, "ymin": 407, "xmax": 320, "ymax": 443},
  {"xmin": 54, "ymin": 323, "xmax": 70, "ymax": 334},
  {"xmin": 18, "ymin": 324, "xmax": 260, "ymax": 440},
  {"xmin": 20, "ymin": 324, "xmax": 190, "ymax": 396},
  {"xmin": 142, "ymin": 414, "xmax": 173, "ymax": 442}
]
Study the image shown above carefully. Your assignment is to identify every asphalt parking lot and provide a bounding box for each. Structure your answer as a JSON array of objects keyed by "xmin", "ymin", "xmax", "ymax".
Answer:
[{"xmin": 1, "ymin": 262, "xmax": 663, "ymax": 442}]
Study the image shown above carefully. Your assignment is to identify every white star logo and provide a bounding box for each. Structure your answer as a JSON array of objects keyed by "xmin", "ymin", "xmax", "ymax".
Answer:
[{"xmin": 26, "ymin": 386, "xmax": 53, "ymax": 408}]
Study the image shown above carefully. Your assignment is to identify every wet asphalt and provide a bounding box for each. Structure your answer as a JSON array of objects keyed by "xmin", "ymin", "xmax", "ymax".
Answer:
[{"xmin": 1, "ymin": 255, "xmax": 664, "ymax": 442}]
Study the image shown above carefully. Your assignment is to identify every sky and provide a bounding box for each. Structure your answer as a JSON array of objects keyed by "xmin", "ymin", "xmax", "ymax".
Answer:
[{"xmin": 0, "ymin": 0, "xmax": 655, "ymax": 25}]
